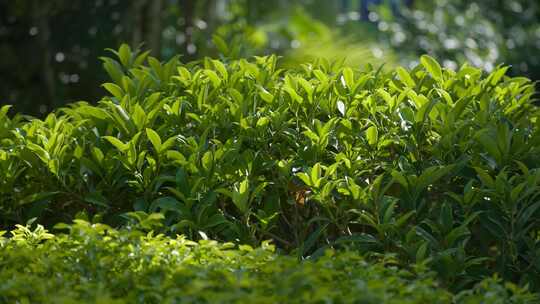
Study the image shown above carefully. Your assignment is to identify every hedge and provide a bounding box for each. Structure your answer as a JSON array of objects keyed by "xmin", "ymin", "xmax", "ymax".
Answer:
[
  {"xmin": 0, "ymin": 221, "xmax": 537, "ymax": 303},
  {"xmin": 1, "ymin": 45, "xmax": 539, "ymax": 291}
]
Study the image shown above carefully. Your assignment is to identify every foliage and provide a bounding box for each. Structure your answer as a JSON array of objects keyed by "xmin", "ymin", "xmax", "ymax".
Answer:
[
  {"xmin": 0, "ymin": 0, "xmax": 307, "ymax": 115},
  {"xmin": 214, "ymin": 5, "xmax": 397, "ymax": 68},
  {"xmin": 0, "ymin": 220, "xmax": 537, "ymax": 304},
  {"xmin": 1, "ymin": 46, "xmax": 540, "ymax": 291},
  {"xmin": 278, "ymin": 8, "xmax": 396, "ymax": 69},
  {"xmin": 376, "ymin": 0, "xmax": 540, "ymax": 80},
  {"xmin": 1, "ymin": 0, "xmax": 356, "ymax": 116},
  {"xmin": 5, "ymin": 0, "xmax": 539, "ymax": 116}
]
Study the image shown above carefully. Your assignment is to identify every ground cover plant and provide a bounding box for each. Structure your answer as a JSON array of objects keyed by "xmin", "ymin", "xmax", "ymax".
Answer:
[
  {"xmin": 0, "ymin": 220, "xmax": 537, "ymax": 304},
  {"xmin": 1, "ymin": 45, "xmax": 540, "ymax": 297}
]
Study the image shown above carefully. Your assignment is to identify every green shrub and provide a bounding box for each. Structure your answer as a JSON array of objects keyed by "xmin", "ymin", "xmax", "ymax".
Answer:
[
  {"xmin": 1, "ymin": 45, "xmax": 540, "ymax": 291},
  {"xmin": 0, "ymin": 221, "xmax": 536, "ymax": 304}
]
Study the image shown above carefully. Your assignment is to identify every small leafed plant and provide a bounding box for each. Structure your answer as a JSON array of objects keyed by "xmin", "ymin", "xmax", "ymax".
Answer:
[
  {"xmin": 1, "ymin": 45, "xmax": 539, "ymax": 292},
  {"xmin": 0, "ymin": 220, "xmax": 536, "ymax": 304}
]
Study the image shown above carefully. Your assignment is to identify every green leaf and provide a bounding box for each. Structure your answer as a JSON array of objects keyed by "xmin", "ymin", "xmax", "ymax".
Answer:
[
  {"xmin": 134, "ymin": 50, "xmax": 150, "ymax": 67},
  {"xmin": 204, "ymin": 69, "xmax": 221, "ymax": 87},
  {"xmin": 203, "ymin": 214, "xmax": 228, "ymax": 229},
  {"xmin": 26, "ymin": 143, "xmax": 50, "ymax": 163},
  {"xmin": 311, "ymin": 163, "xmax": 322, "ymax": 188},
  {"xmin": 212, "ymin": 34, "xmax": 229, "ymax": 55},
  {"xmin": 132, "ymin": 104, "xmax": 147, "ymax": 131},
  {"xmin": 235, "ymin": 178, "xmax": 251, "ymax": 214},
  {"xmin": 480, "ymin": 214, "xmax": 506, "ymax": 238},
  {"xmin": 416, "ymin": 242, "xmax": 429, "ymax": 262},
  {"xmin": 382, "ymin": 201, "xmax": 397, "ymax": 224},
  {"xmin": 201, "ymin": 151, "xmax": 213, "ymax": 172},
  {"xmin": 297, "ymin": 77, "xmax": 313, "ymax": 100},
  {"xmin": 259, "ymin": 86, "xmax": 274, "ymax": 103},
  {"xmin": 228, "ymin": 88, "xmax": 243, "ymax": 104},
  {"xmin": 239, "ymin": 178, "xmax": 249, "ymax": 196},
  {"xmin": 377, "ymin": 89, "xmax": 395, "ymax": 109},
  {"xmin": 417, "ymin": 165, "xmax": 454, "ymax": 192},
  {"xmin": 440, "ymin": 203, "xmax": 454, "ymax": 234},
  {"xmin": 301, "ymin": 225, "xmax": 327, "ymax": 257},
  {"xmin": 149, "ymin": 196, "xmax": 184, "ymax": 213},
  {"xmin": 161, "ymin": 136, "xmax": 178, "ymax": 152},
  {"xmin": 517, "ymin": 201, "xmax": 540, "ymax": 227},
  {"xmin": 334, "ymin": 233, "xmax": 379, "ymax": 246},
  {"xmin": 100, "ymin": 57, "xmax": 124, "ymax": 84},
  {"xmin": 177, "ymin": 66, "xmax": 191, "ymax": 82},
  {"xmin": 0, "ymin": 105, "xmax": 11, "ymax": 119},
  {"xmin": 79, "ymin": 105, "xmax": 108, "ymax": 120},
  {"xmin": 284, "ymin": 86, "xmax": 302, "ymax": 103},
  {"xmin": 415, "ymin": 99, "xmax": 437, "ymax": 124},
  {"xmin": 475, "ymin": 129, "xmax": 503, "ymax": 165},
  {"xmin": 118, "ymin": 44, "xmax": 131, "ymax": 67},
  {"xmin": 166, "ymin": 150, "xmax": 186, "ymax": 164},
  {"xmin": 474, "ymin": 167, "xmax": 495, "ymax": 188},
  {"xmin": 391, "ymin": 171, "xmax": 409, "ymax": 188},
  {"xmin": 396, "ymin": 66, "xmax": 415, "ymax": 87},
  {"xmin": 446, "ymin": 225, "xmax": 470, "ymax": 247},
  {"xmin": 84, "ymin": 192, "xmax": 110, "ymax": 208},
  {"xmin": 103, "ymin": 136, "xmax": 128, "ymax": 152},
  {"xmin": 489, "ymin": 66, "xmax": 509, "ymax": 86},
  {"xmin": 256, "ymin": 117, "xmax": 270, "ymax": 128},
  {"xmin": 415, "ymin": 226, "xmax": 439, "ymax": 247},
  {"xmin": 420, "ymin": 55, "xmax": 443, "ymax": 82},
  {"xmin": 146, "ymin": 128, "xmax": 162, "ymax": 152},
  {"xmin": 297, "ymin": 172, "xmax": 312, "ymax": 187},
  {"xmin": 212, "ymin": 59, "xmax": 228, "ymax": 80},
  {"xmin": 19, "ymin": 192, "xmax": 59, "ymax": 206},
  {"xmin": 366, "ymin": 125, "xmax": 378, "ymax": 146},
  {"xmin": 342, "ymin": 67, "xmax": 355, "ymax": 90},
  {"xmin": 102, "ymin": 83, "xmax": 124, "ymax": 99}
]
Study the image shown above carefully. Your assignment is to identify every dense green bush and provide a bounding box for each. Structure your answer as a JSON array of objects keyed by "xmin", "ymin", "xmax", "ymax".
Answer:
[
  {"xmin": 1, "ymin": 45, "xmax": 540, "ymax": 291},
  {"xmin": 0, "ymin": 221, "xmax": 537, "ymax": 303}
]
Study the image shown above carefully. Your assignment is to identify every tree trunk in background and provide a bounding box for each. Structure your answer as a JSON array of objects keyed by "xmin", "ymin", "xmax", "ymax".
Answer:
[
  {"xmin": 34, "ymin": 2, "xmax": 55, "ymax": 111},
  {"xmin": 130, "ymin": 0, "xmax": 146, "ymax": 49},
  {"xmin": 204, "ymin": 0, "xmax": 217, "ymax": 34},
  {"xmin": 182, "ymin": 0, "xmax": 195, "ymax": 60},
  {"xmin": 341, "ymin": 0, "xmax": 351, "ymax": 12},
  {"xmin": 246, "ymin": 0, "xmax": 256, "ymax": 25},
  {"xmin": 147, "ymin": 0, "xmax": 163, "ymax": 58}
]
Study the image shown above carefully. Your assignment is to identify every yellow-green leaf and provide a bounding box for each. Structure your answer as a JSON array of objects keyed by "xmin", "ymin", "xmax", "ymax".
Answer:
[
  {"xmin": 420, "ymin": 55, "xmax": 443, "ymax": 82},
  {"xmin": 366, "ymin": 126, "xmax": 379, "ymax": 146}
]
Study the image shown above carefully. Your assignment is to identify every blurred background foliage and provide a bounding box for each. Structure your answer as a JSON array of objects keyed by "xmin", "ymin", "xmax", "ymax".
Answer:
[{"xmin": 1, "ymin": 0, "xmax": 539, "ymax": 116}]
